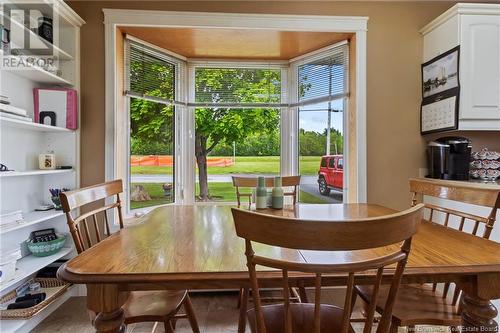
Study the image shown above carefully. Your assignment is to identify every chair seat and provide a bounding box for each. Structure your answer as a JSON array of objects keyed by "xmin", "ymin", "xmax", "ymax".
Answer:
[
  {"xmin": 123, "ymin": 290, "xmax": 188, "ymax": 324},
  {"xmin": 247, "ymin": 303, "xmax": 356, "ymax": 333},
  {"xmin": 356, "ymin": 284, "xmax": 461, "ymax": 327}
]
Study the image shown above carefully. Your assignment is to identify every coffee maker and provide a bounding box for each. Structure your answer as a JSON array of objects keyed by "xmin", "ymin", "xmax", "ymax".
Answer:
[{"xmin": 427, "ymin": 136, "xmax": 472, "ymax": 180}]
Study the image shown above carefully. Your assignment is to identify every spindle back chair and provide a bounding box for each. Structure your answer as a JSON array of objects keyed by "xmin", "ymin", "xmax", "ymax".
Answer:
[
  {"xmin": 232, "ymin": 175, "xmax": 301, "ymax": 206},
  {"xmin": 409, "ymin": 178, "xmax": 500, "ymax": 305},
  {"xmin": 355, "ymin": 179, "xmax": 500, "ymax": 332},
  {"xmin": 60, "ymin": 179, "xmax": 124, "ymax": 253},
  {"xmin": 59, "ymin": 179, "xmax": 200, "ymax": 332},
  {"xmin": 232, "ymin": 204, "xmax": 424, "ymax": 333},
  {"xmin": 410, "ymin": 178, "xmax": 500, "ymax": 238}
]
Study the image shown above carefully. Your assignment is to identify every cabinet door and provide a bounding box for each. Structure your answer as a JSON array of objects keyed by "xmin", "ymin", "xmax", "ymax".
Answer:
[{"xmin": 460, "ymin": 15, "xmax": 500, "ymax": 120}]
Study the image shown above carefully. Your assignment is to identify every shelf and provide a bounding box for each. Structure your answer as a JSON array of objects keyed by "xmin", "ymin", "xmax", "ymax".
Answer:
[
  {"xmin": 0, "ymin": 211, "xmax": 64, "ymax": 235},
  {"xmin": 0, "ymin": 247, "xmax": 73, "ymax": 294},
  {"xmin": 0, "ymin": 285, "xmax": 76, "ymax": 333},
  {"xmin": 2, "ymin": 59, "xmax": 74, "ymax": 85},
  {"xmin": 2, "ymin": 13, "xmax": 74, "ymax": 61},
  {"xmin": 0, "ymin": 116, "xmax": 75, "ymax": 133},
  {"xmin": 0, "ymin": 170, "xmax": 74, "ymax": 178}
]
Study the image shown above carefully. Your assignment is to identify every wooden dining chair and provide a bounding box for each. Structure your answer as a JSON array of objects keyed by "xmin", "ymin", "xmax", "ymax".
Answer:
[
  {"xmin": 59, "ymin": 179, "xmax": 200, "ymax": 333},
  {"xmin": 232, "ymin": 175, "xmax": 305, "ymax": 313},
  {"xmin": 232, "ymin": 204, "xmax": 424, "ymax": 333},
  {"xmin": 355, "ymin": 178, "xmax": 500, "ymax": 333},
  {"xmin": 232, "ymin": 175, "xmax": 301, "ymax": 206}
]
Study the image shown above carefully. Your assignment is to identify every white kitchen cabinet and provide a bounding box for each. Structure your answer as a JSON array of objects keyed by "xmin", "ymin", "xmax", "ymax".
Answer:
[{"xmin": 421, "ymin": 3, "xmax": 500, "ymax": 130}]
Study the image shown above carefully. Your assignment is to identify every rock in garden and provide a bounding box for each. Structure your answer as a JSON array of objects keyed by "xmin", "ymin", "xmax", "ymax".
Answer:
[{"xmin": 130, "ymin": 185, "xmax": 151, "ymax": 201}]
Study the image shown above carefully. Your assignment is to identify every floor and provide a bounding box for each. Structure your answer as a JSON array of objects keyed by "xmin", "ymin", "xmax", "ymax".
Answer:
[{"xmin": 32, "ymin": 289, "xmax": 448, "ymax": 333}]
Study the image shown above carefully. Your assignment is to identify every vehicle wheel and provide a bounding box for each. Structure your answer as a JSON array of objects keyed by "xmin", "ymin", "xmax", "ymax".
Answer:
[{"xmin": 318, "ymin": 178, "xmax": 330, "ymax": 196}]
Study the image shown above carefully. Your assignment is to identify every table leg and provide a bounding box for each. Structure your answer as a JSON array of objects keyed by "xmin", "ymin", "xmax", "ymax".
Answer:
[
  {"xmin": 87, "ymin": 284, "xmax": 129, "ymax": 333},
  {"xmin": 238, "ymin": 287, "xmax": 249, "ymax": 333},
  {"xmin": 461, "ymin": 294, "xmax": 498, "ymax": 333}
]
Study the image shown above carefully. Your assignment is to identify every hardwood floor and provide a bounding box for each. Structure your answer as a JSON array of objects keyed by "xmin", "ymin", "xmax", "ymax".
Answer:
[{"xmin": 32, "ymin": 289, "xmax": 448, "ymax": 333}]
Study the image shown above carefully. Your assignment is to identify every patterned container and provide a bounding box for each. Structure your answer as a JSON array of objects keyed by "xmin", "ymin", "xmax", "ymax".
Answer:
[{"xmin": 25, "ymin": 234, "xmax": 66, "ymax": 257}]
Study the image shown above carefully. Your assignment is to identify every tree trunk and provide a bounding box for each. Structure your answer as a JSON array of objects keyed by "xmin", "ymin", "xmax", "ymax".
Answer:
[{"xmin": 195, "ymin": 136, "xmax": 209, "ymax": 201}]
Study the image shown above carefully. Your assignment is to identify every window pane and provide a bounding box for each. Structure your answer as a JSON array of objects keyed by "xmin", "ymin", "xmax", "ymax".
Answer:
[
  {"xmin": 194, "ymin": 66, "xmax": 282, "ymax": 202},
  {"xmin": 127, "ymin": 40, "xmax": 176, "ymax": 211},
  {"xmin": 128, "ymin": 43, "xmax": 175, "ymax": 100},
  {"xmin": 129, "ymin": 99, "xmax": 175, "ymax": 210},
  {"xmin": 195, "ymin": 67, "xmax": 281, "ymax": 104},
  {"xmin": 298, "ymin": 100, "xmax": 344, "ymax": 204},
  {"xmin": 194, "ymin": 108, "xmax": 280, "ymax": 202},
  {"xmin": 328, "ymin": 158, "xmax": 335, "ymax": 168},
  {"xmin": 298, "ymin": 47, "xmax": 347, "ymax": 103}
]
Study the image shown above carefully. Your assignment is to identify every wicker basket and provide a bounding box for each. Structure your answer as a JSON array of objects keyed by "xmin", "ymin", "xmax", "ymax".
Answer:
[{"xmin": 0, "ymin": 278, "xmax": 70, "ymax": 319}]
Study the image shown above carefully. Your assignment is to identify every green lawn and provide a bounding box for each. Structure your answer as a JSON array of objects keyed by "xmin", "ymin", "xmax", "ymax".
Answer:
[
  {"xmin": 298, "ymin": 190, "xmax": 329, "ymax": 204},
  {"xmin": 130, "ymin": 181, "xmax": 327, "ymax": 209},
  {"xmin": 131, "ymin": 156, "xmax": 321, "ymax": 176}
]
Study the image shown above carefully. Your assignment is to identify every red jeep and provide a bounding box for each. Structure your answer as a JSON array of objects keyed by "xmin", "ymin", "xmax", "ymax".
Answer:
[{"xmin": 317, "ymin": 155, "xmax": 343, "ymax": 195}]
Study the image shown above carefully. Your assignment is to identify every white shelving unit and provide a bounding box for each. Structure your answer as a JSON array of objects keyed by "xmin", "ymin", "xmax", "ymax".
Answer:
[
  {"xmin": 0, "ymin": 285, "xmax": 77, "ymax": 333},
  {"xmin": 2, "ymin": 62, "xmax": 74, "ymax": 86},
  {"xmin": 0, "ymin": 211, "xmax": 65, "ymax": 235},
  {"xmin": 0, "ymin": 247, "xmax": 73, "ymax": 293},
  {"xmin": 0, "ymin": 169, "xmax": 74, "ymax": 178},
  {"xmin": 0, "ymin": 116, "xmax": 75, "ymax": 133},
  {"xmin": 0, "ymin": 1, "xmax": 84, "ymax": 330}
]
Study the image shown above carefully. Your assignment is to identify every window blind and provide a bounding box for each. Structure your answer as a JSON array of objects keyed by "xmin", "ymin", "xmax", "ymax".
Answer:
[
  {"xmin": 194, "ymin": 67, "xmax": 283, "ymax": 108},
  {"xmin": 297, "ymin": 44, "xmax": 348, "ymax": 108},
  {"xmin": 125, "ymin": 41, "xmax": 176, "ymax": 105}
]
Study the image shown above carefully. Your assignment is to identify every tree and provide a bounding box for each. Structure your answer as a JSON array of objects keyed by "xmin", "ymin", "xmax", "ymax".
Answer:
[
  {"xmin": 129, "ymin": 57, "xmax": 175, "ymax": 155},
  {"xmin": 298, "ymin": 128, "xmax": 343, "ymax": 156},
  {"xmin": 195, "ymin": 67, "xmax": 281, "ymax": 200}
]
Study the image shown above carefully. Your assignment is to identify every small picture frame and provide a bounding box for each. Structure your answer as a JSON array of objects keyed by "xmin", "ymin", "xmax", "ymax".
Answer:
[
  {"xmin": 39, "ymin": 153, "xmax": 56, "ymax": 170},
  {"xmin": 422, "ymin": 46, "xmax": 460, "ymax": 99}
]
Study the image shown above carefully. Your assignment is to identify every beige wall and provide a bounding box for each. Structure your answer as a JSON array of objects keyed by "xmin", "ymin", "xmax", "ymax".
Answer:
[{"xmin": 68, "ymin": 1, "xmax": 457, "ymax": 210}]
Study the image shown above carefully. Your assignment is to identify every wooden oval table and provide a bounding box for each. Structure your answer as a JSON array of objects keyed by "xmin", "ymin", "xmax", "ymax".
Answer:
[{"xmin": 57, "ymin": 204, "xmax": 500, "ymax": 333}]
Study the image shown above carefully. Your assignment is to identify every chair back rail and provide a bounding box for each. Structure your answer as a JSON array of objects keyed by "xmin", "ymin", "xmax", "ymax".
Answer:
[
  {"xmin": 232, "ymin": 204, "xmax": 424, "ymax": 333},
  {"xmin": 409, "ymin": 178, "xmax": 500, "ymax": 307},
  {"xmin": 59, "ymin": 179, "xmax": 124, "ymax": 254},
  {"xmin": 232, "ymin": 176, "xmax": 301, "ymax": 206}
]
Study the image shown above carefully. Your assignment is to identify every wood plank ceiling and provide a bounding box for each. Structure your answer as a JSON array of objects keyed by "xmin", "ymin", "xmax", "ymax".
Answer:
[{"xmin": 119, "ymin": 26, "xmax": 352, "ymax": 60}]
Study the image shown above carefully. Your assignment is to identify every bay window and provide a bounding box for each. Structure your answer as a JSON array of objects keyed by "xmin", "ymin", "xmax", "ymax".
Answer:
[{"xmin": 122, "ymin": 36, "xmax": 349, "ymax": 212}]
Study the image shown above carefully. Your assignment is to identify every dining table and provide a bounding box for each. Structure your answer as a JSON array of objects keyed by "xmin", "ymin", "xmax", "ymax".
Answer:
[{"xmin": 57, "ymin": 204, "xmax": 500, "ymax": 333}]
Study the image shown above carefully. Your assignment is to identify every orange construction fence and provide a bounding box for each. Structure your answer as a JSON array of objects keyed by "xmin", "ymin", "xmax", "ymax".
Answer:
[{"xmin": 131, "ymin": 155, "xmax": 235, "ymax": 167}]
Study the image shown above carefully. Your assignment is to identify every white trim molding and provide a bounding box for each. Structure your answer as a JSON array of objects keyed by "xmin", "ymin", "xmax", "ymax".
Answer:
[
  {"xmin": 104, "ymin": 9, "xmax": 368, "ymax": 205},
  {"xmin": 103, "ymin": 9, "xmax": 368, "ymax": 33},
  {"xmin": 420, "ymin": 3, "xmax": 500, "ymax": 35}
]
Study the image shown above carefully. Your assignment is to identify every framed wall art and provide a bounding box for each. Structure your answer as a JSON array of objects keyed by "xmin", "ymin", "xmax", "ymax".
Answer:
[{"xmin": 420, "ymin": 46, "xmax": 460, "ymax": 134}]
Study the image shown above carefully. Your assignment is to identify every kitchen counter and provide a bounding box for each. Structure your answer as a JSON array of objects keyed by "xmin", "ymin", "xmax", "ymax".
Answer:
[{"xmin": 413, "ymin": 177, "xmax": 500, "ymax": 191}]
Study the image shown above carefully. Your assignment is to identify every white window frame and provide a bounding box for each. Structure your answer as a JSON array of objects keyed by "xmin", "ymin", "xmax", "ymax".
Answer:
[
  {"xmin": 290, "ymin": 41, "xmax": 350, "ymax": 198},
  {"xmin": 104, "ymin": 10, "xmax": 368, "ymax": 209},
  {"xmin": 189, "ymin": 60, "xmax": 289, "ymax": 196},
  {"xmin": 123, "ymin": 36, "xmax": 187, "ymax": 214}
]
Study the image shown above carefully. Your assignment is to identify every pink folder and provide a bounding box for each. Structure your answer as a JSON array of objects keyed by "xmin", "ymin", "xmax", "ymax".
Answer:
[{"xmin": 34, "ymin": 88, "xmax": 78, "ymax": 130}]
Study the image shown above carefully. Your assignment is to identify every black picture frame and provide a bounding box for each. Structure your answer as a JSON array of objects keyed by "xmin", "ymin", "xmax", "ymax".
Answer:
[{"xmin": 420, "ymin": 46, "xmax": 460, "ymax": 135}]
